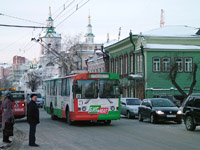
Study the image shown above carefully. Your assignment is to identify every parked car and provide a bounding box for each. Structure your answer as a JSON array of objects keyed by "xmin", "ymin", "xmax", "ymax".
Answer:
[
  {"xmin": 27, "ymin": 92, "xmax": 44, "ymax": 108},
  {"xmin": 121, "ymin": 98, "xmax": 141, "ymax": 119},
  {"xmin": 152, "ymin": 93, "xmax": 181, "ymax": 107},
  {"xmin": 182, "ymin": 93, "xmax": 200, "ymax": 131},
  {"xmin": 138, "ymin": 98, "xmax": 182, "ymax": 124}
]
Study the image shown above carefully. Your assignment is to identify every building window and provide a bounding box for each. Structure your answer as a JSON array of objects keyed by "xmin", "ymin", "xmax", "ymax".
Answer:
[
  {"xmin": 48, "ymin": 44, "xmax": 51, "ymax": 53},
  {"xmin": 120, "ymin": 56, "xmax": 123, "ymax": 76},
  {"xmin": 115, "ymin": 57, "xmax": 118, "ymax": 74},
  {"xmin": 162, "ymin": 57, "xmax": 170, "ymax": 72},
  {"xmin": 153, "ymin": 57, "xmax": 161, "ymax": 72},
  {"xmin": 175, "ymin": 58, "xmax": 183, "ymax": 72},
  {"xmin": 124, "ymin": 54, "xmax": 128, "ymax": 75},
  {"xmin": 185, "ymin": 58, "xmax": 192, "ymax": 72},
  {"xmin": 130, "ymin": 86, "xmax": 134, "ymax": 97},
  {"xmin": 55, "ymin": 44, "xmax": 59, "ymax": 52},
  {"xmin": 130, "ymin": 53, "xmax": 134, "ymax": 73},
  {"xmin": 137, "ymin": 55, "xmax": 143, "ymax": 73},
  {"xmin": 111, "ymin": 58, "xmax": 114, "ymax": 73}
]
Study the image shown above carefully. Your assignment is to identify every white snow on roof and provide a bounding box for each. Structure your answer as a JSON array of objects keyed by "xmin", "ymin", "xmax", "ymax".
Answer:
[
  {"xmin": 77, "ymin": 50, "xmax": 94, "ymax": 53},
  {"xmin": 146, "ymin": 44, "xmax": 200, "ymax": 50},
  {"xmin": 0, "ymin": 63, "xmax": 12, "ymax": 68},
  {"xmin": 143, "ymin": 25, "xmax": 200, "ymax": 37},
  {"xmin": 104, "ymin": 40, "xmax": 118, "ymax": 47}
]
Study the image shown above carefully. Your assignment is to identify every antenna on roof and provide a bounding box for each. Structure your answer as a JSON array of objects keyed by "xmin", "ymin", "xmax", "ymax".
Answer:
[
  {"xmin": 118, "ymin": 27, "xmax": 121, "ymax": 41},
  {"xmin": 160, "ymin": 9, "xmax": 165, "ymax": 27}
]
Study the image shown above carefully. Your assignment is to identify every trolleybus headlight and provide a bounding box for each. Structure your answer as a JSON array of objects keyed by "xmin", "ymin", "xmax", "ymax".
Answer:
[
  {"xmin": 82, "ymin": 106, "xmax": 87, "ymax": 111},
  {"xmin": 110, "ymin": 106, "xmax": 115, "ymax": 111},
  {"xmin": 22, "ymin": 103, "xmax": 25, "ymax": 107}
]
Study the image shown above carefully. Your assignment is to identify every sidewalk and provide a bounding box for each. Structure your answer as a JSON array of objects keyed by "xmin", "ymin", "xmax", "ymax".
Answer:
[
  {"xmin": 0, "ymin": 124, "xmax": 25, "ymax": 150},
  {"xmin": 0, "ymin": 127, "xmax": 13, "ymax": 149}
]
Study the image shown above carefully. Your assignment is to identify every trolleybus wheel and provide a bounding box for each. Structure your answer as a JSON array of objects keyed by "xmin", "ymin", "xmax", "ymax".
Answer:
[
  {"xmin": 66, "ymin": 108, "xmax": 73, "ymax": 125},
  {"xmin": 50, "ymin": 105, "xmax": 56, "ymax": 120},
  {"xmin": 104, "ymin": 120, "xmax": 111, "ymax": 125}
]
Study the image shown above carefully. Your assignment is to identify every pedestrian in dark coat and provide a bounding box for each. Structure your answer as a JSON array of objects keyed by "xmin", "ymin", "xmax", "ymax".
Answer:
[
  {"xmin": 27, "ymin": 94, "xmax": 40, "ymax": 147},
  {"xmin": 1, "ymin": 92, "xmax": 15, "ymax": 143}
]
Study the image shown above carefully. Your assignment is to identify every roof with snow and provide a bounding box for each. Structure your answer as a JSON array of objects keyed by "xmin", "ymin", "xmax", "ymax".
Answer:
[
  {"xmin": 143, "ymin": 25, "xmax": 200, "ymax": 37},
  {"xmin": 146, "ymin": 44, "xmax": 200, "ymax": 50}
]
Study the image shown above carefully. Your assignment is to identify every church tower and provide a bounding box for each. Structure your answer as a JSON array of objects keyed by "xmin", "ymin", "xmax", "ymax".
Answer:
[
  {"xmin": 84, "ymin": 14, "xmax": 95, "ymax": 44},
  {"xmin": 39, "ymin": 7, "xmax": 61, "ymax": 78},
  {"xmin": 40, "ymin": 7, "xmax": 61, "ymax": 56}
]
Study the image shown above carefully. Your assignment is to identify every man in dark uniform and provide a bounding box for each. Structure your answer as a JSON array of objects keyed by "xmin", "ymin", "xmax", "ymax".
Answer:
[{"xmin": 27, "ymin": 94, "xmax": 40, "ymax": 147}]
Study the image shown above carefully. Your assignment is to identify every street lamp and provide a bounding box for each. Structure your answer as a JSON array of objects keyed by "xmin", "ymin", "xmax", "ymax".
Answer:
[
  {"xmin": 140, "ymin": 42, "xmax": 145, "ymax": 99},
  {"xmin": 129, "ymin": 30, "xmax": 136, "ymax": 97}
]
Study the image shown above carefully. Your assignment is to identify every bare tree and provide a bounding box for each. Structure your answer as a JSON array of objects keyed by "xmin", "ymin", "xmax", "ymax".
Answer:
[
  {"xmin": 0, "ymin": 77, "xmax": 12, "ymax": 89},
  {"xmin": 169, "ymin": 63, "xmax": 198, "ymax": 100},
  {"xmin": 27, "ymin": 71, "xmax": 41, "ymax": 92},
  {"xmin": 33, "ymin": 33, "xmax": 83, "ymax": 76}
]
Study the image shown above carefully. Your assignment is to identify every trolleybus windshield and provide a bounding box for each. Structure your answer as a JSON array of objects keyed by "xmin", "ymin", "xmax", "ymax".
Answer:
[
  {"xmin": 99, "ymin": 80, "xmax": 120, "ymax": 98},
  {"xmin": 76, "ymin": 80, "xmax": 98, "ymax": 99}
]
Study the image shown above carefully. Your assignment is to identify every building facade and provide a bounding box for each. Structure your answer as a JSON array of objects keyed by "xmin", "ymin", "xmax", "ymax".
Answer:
[{"xmin": 106, "ymin": 26, "xmax": 200, "ymax": 100}]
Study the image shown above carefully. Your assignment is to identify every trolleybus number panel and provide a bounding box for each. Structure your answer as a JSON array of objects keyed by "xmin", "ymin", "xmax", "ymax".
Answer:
[{"xmin": 89, "ymin": 105, "xmax": 109, "ymax": 114}]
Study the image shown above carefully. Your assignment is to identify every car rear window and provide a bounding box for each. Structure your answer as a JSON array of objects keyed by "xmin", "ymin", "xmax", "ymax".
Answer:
[
  {"xmin": 126, "ymin": 99, "xmax": 141, "ymax": 105},
  {"xmin": 151, "ymin": 99, "xmax": 175, "ymax": 107}
]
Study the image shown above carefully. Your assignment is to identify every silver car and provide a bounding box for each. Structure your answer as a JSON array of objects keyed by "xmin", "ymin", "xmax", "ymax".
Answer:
[{"xmin": 121, "ymin": 98, "xmax": 141, "ymax": 119}]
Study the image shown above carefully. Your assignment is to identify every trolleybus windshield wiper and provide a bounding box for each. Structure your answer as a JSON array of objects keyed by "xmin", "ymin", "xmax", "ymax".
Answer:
[
  {"xmin": 85, "ymin": 99, "xmax": 92, "ymax": 104},
  {"xmin": 106, "ymin": 98, "xmax": 113, "ymax": 104}
]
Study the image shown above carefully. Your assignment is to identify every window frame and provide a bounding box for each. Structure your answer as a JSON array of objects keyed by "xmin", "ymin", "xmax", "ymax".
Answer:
[
  {"xmin": 184, "ymin": 57, "xmax": 193, "ymax": 72},
  {"xmin": 110, "ymin": 58, "xmax": 114, "ymax": 73},
  {"xmin": 124, "ymin": 53, "xmax": 128, "ymax": 76},
  {"xmin": 153, "ymin": 57, "xmax": 161, "ymax": 72},
  {"xmin": 119, "ymin": 55, "xmax": 123, "ymax": 78},
  {"xmin": 175, "ymin": 57, "xmax": 183, "ymax": 72},
  {"xmin": 115, "ymin": 57, "xmax": 118, "ymax": 74},
  {"xmin": 129, "ymin": 52, "xmax": 134, "ymax": 74},
  {"xmin": 137, "ymin": 55, "xmax": 143, "ymax": 73},
  {"xmin": 162, "ymin": 57, "xmax": 171, "ymax": 72}
]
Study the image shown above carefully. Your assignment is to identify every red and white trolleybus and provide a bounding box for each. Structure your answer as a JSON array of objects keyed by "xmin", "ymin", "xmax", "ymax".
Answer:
[{"xmin": 45, "ymin": 72, "xmax": 121, "ymax": 125}]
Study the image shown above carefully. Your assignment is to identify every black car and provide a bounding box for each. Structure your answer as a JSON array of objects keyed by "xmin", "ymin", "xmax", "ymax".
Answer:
[
  {"xmin": 138, "ymin": 98, "xmax": 182, "ymax": 124},
  {"xmin": 182, "ymin": 93, "xmax": 200, "ymax": 131}
]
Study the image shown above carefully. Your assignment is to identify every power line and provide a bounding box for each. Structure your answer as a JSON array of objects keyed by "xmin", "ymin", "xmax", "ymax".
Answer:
[
  {"xmin": 56, "ymin": 0, "xmax": 90, "ymax": 28},
  {"xmin": 54, "ymin": 0, "xmax": 76, "ymax": 21},
  {"xmin": 0, "ymin": 24, "xmax": 50, "ymax": 29},
  {"xmin": 0, "ymin": 13, "xmax": 45, "ymax": 25}
]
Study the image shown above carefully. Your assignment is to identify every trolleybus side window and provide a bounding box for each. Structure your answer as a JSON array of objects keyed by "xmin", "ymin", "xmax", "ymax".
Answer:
[
  {"xmin": 47, "ymin": 83, "xmax": 50, "ymax": 96},
  {"xmin": 61, "ymin": 78, "xmax": 70, "ymax": 96},
  {"xmin": 66, "ymin": 78, "xmax": 70, "ymax": 96},
  {"xmin": 99, "ymin": 80, "xmax": 120, "ymax": 98},
  {"xmin": 61, "ymin": 79, "xmax": 66, "ymax": 96},
  {"xmin": 50, "ymin": 80, "xmax": 55, "ymax": 96},
  {"xmin": 54, "ymin": 80, "xmax": 57, "ymax": 96}
]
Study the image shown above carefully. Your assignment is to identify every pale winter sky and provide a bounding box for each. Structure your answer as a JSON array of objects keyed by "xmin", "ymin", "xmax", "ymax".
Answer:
[{"xmin": 0, "ymin": 0, "xmax": 199, "ymax": 63}]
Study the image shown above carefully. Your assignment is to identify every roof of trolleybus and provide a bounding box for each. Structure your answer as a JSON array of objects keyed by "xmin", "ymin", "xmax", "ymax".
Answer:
[{"xmin": 45, "ymin": 73, "xmax": 119, "ymax": 82}]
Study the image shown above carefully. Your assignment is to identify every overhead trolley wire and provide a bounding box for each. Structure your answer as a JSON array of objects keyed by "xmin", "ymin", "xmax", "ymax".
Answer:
[
  {"xmin": 56, "ymin": 0, "xmax": 90, "ymax": 28},
  {"xmin": 0, "ymin": 24, "xmax": 51, "ymax": 29},
  {"xmin": 0, "ymin": 13, "xmax": 45, "ymax": 25}
]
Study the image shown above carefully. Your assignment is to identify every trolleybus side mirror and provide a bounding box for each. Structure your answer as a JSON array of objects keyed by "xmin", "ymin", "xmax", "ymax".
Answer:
[{"xmin": 72, "ymin": 83, "xmax": 78, "ymax": 93}]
